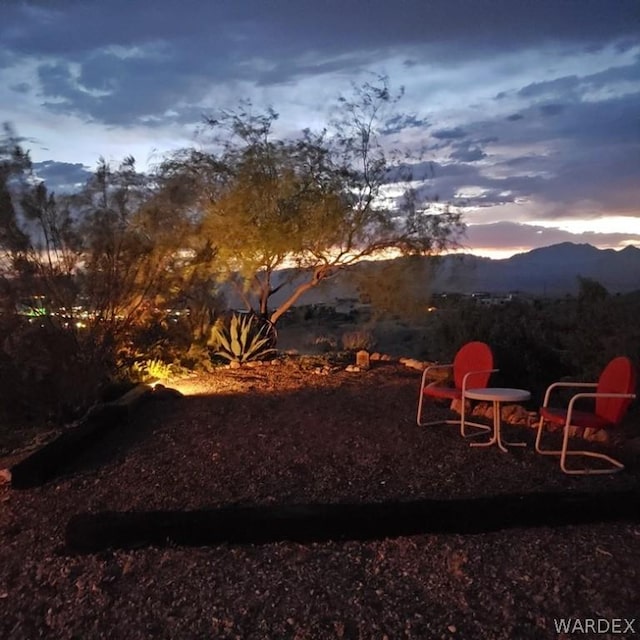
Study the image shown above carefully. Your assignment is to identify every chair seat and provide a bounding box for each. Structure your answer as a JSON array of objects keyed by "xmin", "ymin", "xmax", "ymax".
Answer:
[
  {"xmin": 540, "ymin": 406, "xmax": 610, "ymax": 430},
  {"xmin": 422, "ymin": 384, "xmax": 461, "ymax": 401}
]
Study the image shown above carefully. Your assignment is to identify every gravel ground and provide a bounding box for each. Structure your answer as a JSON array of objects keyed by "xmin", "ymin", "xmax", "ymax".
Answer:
[{"xmin": 1, "ymin": 359, "xmax": 639, "ymax": 639}]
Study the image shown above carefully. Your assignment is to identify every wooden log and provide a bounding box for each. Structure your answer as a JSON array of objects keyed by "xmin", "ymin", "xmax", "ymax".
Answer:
[
  {"xmin": 65, "ymin": 490, "xmax": 640, "ymax": 553},
  {"xmin": 10, "ymin": 384, "xmax": 153, "ymax": 489}
]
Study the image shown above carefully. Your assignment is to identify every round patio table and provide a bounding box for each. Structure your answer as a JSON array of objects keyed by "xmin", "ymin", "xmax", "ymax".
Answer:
[{"xmin": 464, "ymin": 387, "xmax": 531, "ymax": 453}]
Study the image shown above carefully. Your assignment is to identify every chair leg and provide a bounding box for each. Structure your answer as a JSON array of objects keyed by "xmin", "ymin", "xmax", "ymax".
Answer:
[
  {"xmin": 559, "ymin": 425, "xmax": 624, "ymax": 474},
  {"xmin": 535, "ymin": 418, "xmax": 565, "ymax": 455},
  {"xmin": 417, "ymin": 392, "xmax": 459, "ymax": 427},
  {"xmin": 460, "ymin": 397, "xmax": 494, "ymax": 438},
  {"xmin": 417, "ymin": 391, "xmax": 489, "ymax": 434},
  {"xmin": 536, "ymin": 419, "xmax": 624, "ymax": 474}
]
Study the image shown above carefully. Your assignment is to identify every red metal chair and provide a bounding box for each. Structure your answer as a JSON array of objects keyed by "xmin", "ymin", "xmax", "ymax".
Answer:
[
  {"xmin": 535, "ymin": 356, "xmax": 637, "ymax": 474},
  {"xmin": 416, "ymin": 341, "xmax": 497, "ymax": 438}
]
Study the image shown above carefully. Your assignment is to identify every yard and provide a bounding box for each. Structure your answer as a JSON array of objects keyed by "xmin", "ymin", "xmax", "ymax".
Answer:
[{"xmin": 1, "ymin": 358, "xmax": 638, "ymax": 639}]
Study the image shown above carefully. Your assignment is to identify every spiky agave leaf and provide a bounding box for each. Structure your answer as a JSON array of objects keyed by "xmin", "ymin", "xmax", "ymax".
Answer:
[{"xmin": 209, "ymin": 312, "xmax": 277, "ymax": 363}]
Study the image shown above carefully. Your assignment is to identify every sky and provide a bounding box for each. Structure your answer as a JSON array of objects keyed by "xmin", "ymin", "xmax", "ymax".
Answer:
[{"xmin": 1, "ymin": 0, "xmax": 639, "ymax": 259}]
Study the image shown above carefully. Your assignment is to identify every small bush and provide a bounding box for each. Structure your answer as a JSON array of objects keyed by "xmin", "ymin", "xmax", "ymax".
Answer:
[
  {"xmin": 312, "ymin": 335, "xmax": 339, "ymax": 352},
  {"xmin": 129, "ymin": 358, "xmax": 175, "ymax": 383},
  {"xmin": 341, "ymin": 329, "xmax": 375, "ymax": 352}
]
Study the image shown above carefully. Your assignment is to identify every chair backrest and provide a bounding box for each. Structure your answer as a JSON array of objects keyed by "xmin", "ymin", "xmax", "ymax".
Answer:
[
  {"xmin": 453, "ymin": 341, "xmax": 494, "ymax": 390},
  {"xmin": 595, "ymin": 356, "xmax": 637, "ymax": 425}
]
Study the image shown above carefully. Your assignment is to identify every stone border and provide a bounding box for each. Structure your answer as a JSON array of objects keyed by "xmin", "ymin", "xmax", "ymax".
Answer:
[{"xmin": 6, "ymin": 384, "xmax": 156, "ymax": 489}]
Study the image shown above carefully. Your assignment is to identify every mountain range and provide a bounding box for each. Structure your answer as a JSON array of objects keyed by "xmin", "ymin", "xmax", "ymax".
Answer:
[
  {"xmin": 429, "ymin": 242, "xmax": 640, "ymax": 295},
  {"xmin": 262, "ymin": 243, "xmax": 640, "ymax": 308}
]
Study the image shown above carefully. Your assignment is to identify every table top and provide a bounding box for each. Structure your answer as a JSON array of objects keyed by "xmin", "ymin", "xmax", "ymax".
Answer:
[{"xmin": 464, "ymin": 387, "xmax": 531, "ymax": 402}]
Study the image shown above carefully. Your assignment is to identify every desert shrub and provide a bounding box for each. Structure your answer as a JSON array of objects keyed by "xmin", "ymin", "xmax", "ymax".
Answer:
[
  {"xmin": 208, "ymin": 312, "xmax": 277, "ymax": 363},
  {"xmin": 419, "ymin": 291, "xmax": 640, "ymax": 404},
  {"xmin": 419, "ymin": 299, "xmax": 570, "ymax": 403},
  {"xmin": 178, "ymin": 344, "xmax": 216, "ymax": 373},
  {"xmin": 341, "ymin": 329, "xmax": 376, "ymax": 352},
  {"xmin": 0, "ymin": 316, "xmax": 113, "ymax": 423},
  {"xmin": 128, "ymin": 358, "xmax": 175, "ymax": 383},
  {"xmin": 312, "ymin": 335, "xmax": 339, "ymax": 352}
]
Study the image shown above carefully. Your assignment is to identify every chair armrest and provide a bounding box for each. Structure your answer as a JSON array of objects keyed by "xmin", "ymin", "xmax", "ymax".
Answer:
[
  {"xmin": 565, "ymin": 391, "xmax": 637, "ymax": 426},
  {"xmin": 542, "ymin": 381, "xmax": 598, "ymax": 408},
  {"xmin": 420, "ymin": 363, "xmax": 453, "ymax": 388},
  {"xmin": 461, "ymin": 368, "xmax": 499, "ymax": 392}
]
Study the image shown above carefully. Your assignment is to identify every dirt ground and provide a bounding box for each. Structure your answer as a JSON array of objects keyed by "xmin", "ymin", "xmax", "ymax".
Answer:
[{"xmin": 1, "ymin": 358, "xmax": 639, "ymax": 639}]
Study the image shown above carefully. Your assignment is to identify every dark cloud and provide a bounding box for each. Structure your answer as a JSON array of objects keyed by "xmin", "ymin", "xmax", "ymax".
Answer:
[
  {"xmin": 10, "ymin": 83, "xmax": 31, "ymax": 94},
  {"xmin": 32, "ymin": 160, "xmax": 92, "ymax": 193},
  {"xmin": 519, "ymin": 76, "xmax": 582, "ymax": 99},
  {"xmin": 539, "ymin": 104, "xmax": 566, "ymax": 117},
  {"xmin": 1, "ymin": 0, "xmax": 638, "ymax": 255},
  {"xmin": 382, "ymin": 114, "xmax": 430, "ymax": 135},
  {"xmin": 449, "ymin": 144, "xmax": 487, "ymax": 163},
  {"xmin": 4, "ymin": 0, "xmax": 638, "ymax": 60},
  {"xmin": 464, "ymin": 221, "xmax": 640, "ymax": 252},
  {"xmin": 432, "ymin": 127, "xmax": 468, "ymax": 140}
]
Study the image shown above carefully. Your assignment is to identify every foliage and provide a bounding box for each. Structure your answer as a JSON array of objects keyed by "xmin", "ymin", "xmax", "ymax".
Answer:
[
  {"xmin": 0, "ymin": 317, "xmax": 110, "ymax": 423},
  {"xmin": 347, "ymin": 255, "xmax": 437, "ymax": 321},
  {"xmin": 419, "ymin": 286, "xmax": 640, "ymax": 403},
  {"xmin": 0, "ymin": 127, "xmax": 218, "ymax": 421},
  {"xmin": 312, "ymin": 335, "xmax": 339, "ymax": 352},
  {"xmin": 166, "ymin": 77, "xmax": 464, "ymax": 326},
  {"xmin": 129, "ymin": 358, "xmax": 175, "ymax": 383},
  {"xmin": 341, "ymin": 329, "xmax": 376, "ymax": 352},
  {"xmin": 208, "ymin": 312, "xmax": 277, "ymax": 363}
]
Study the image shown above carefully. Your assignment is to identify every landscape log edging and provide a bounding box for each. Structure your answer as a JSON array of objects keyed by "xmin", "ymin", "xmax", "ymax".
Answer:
[
  {"xmin": 9, "ymin": 384, "xmax": 154, "ymax": 489},
  {"xmin": 65, "ymin": 490, "xmax": 640, "ymax": 554}
]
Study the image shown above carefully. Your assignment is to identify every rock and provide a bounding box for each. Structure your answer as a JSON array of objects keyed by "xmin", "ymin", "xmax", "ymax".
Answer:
[
  {"xmin": 527, "ymin": 412, "xmax": 540, "ymax": 427},
  {"xmin": 345, "ymin": 365, "xmax": 361, "ymax": 372},
  {"xmin": 450, "ymin": 398, "xmax": 472, "ymax": 415},
  {"xmin": 356, "ymin": 350, "xmax": 370, "ymax": 370},
  {"xmin": 152, "ymin": 384, "xmax": 184, "ymax": 400},
  {"xmin": 370, "ymin": 352, "xmax": 381, "ymax": 361},
  {"xmin": 380, "ymin": 354, "xmax": 394, "ymax": 362},
  {"xmin": 583, "ymin": 427, "xmax": 610, "ymax": 444},
  {"xmin": 403, "ymin": 359, "xmax": 426, "ymax": 371},
  {"xmin": 471, "ymin": 402, "xmax": 492, "ymax": 418},
  {"xmin": 502, "ymin": 404, "xmax": 529, "ymax": 425},
  {"xmin": 229, "ymin": 361, "xmax": 241, "ymax": 369}
]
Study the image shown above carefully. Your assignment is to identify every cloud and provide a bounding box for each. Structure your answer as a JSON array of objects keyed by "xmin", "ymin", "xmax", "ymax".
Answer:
[
  {"xmin": 432, "ymin": 127, "xmax": 468, "ymax": 140},
  {"xmin": 539, "ymin": 103, "xmax": 566, "ymax": 117},
  {"xmin": 449, "ymin": 144, "xmax": 487, "ymax": 163},
  {"xmin": 32, "ymin": 160, "xmax": 92, "ymax": 193},
  {"xmin": 463, "ymin": 221, "xmax": 640, "ymax": 254},
  {"xmin": 0, "ymin": 0, "xmax": 638, "ymax": 256}
]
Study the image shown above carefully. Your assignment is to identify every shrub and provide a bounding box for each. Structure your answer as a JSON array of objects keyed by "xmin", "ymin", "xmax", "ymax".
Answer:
[
  {"xmin": 312, "ymin": 335, "xmax": 339, "ymax": 352},
  {"xmin": 129, "ymin": 358, "xmax": 175, "ymax": 383},
  {"xmin": 341, "ymin": 329, "xmax": 375, "ymax": 351}
]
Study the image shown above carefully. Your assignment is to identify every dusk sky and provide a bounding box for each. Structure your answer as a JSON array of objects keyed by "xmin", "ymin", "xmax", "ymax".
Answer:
[{"xmin": 1, "ymin": 0, "xmax": 639, "ymax": 258}]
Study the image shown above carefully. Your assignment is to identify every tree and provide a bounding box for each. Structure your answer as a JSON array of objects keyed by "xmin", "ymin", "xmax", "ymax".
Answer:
[
  {"xmin": 0, "ymin": 129, "xmax": 213, "ymax": 417},
  {"xmin": 180, "ymin": 78, "xmax": 464, "ymax": 327}
]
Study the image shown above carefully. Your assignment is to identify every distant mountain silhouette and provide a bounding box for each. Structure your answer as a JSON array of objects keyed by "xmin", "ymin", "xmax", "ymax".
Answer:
[
  {"xmin": 431, "ymin": 242, "xmax": 640, "ymax": 295},
  {"xmin": 234, "ymin": 243, "xmax": 640, "ymax": 309}
]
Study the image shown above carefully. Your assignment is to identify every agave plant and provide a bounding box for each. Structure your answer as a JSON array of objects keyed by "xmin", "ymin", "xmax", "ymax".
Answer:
[{"xmin": 208, "ymin": 312, "xmax": 277, "ymax": 363}]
